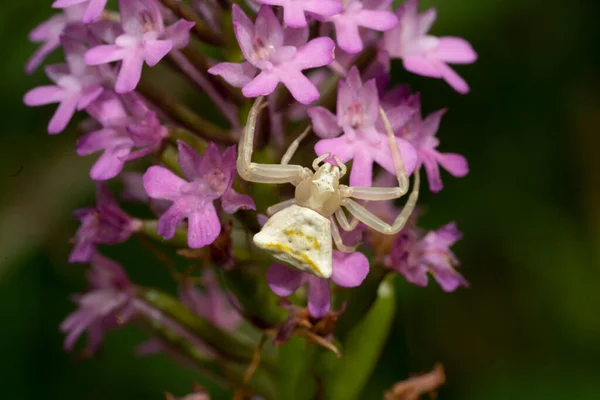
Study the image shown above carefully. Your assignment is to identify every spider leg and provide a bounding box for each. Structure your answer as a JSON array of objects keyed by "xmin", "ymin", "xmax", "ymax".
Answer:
[
  {"xmin": 335, "ymin": 208, "xmax": 361, "ymax": 232},
  {"xmin": 281, "ymin": 125, "xmax": 311, "ymax": 165},
  {"xmin": 237, "ymin": 97, "xmax": 312, "ymax": 185},
  {"xmin": 267, "ymin": 199, "xmax": 296, "ymax": 216},
  {"xmin": 340, "ymin": 107, "xmax": 411, "ymax": 201},
  {"xmin": 330, "ymin": 217, "xmax": 358, "ymax": 253},
  {"xmin": 342, "ymin": 169, "xmax": 420, "ymax": 235}
]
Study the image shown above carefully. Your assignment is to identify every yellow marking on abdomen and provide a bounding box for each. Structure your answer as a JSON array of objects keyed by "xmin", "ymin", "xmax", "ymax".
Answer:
[{"xmin": 262, "ymin": 242, "xmax": 322, "ymax": 276}]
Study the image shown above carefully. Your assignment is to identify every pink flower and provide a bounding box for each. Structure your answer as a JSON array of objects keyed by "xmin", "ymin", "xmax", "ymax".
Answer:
[
  {"xmin": 84, "ymin": 0, "xmax": 194, "ymax": 93},
  {"xmin": 267, "ymin": 251, "xmax": 369, "ymax": 318},
  {"xmin": 389, "ymin": 88, "xmax": 468, "ymax": 193},
  {"xmin": 25, "ymin": 4, "xmax": 86, "ymax": 73},
  {"xmin": 52, "ymin": 0, "xmax": 108, "ymax": 23},
  {"xmin": 70, "ymin": 184, "xmax": 141, "ymax": 263},
  {"xmin": 208, "ymin": 5, "xmax": 335, "ymax": 104},
  {"xmin": 61, "ymin": 254, "xmax": 135, "ymax": 351},
  {"xmin": 383, "ymin": 0, "xmax": 477, "ymax": 94},
  {"xmin": 389, "ymin": 222, "xmax": 468, "ymax": 292},
  {"xmin": 326, "ymin": 0, "xmax": 398, "ymax": 54},
  {"xmin": 77, "ymin": 91, "xmax": 167, "ymax": 180},
  {"xmin": 24, "ymin": 36, "xmax": 104, "ymax": 134},
  {"xmin": 142, "ymin": 141, "xmax": 255, "ymax": 248},
  {"xmin": 309, "ymin": 67, "xmax": 418, "ymax": 186},
  {"xmin": 255, "ymin": 0, "xmax": 342, "ymax": 28}
]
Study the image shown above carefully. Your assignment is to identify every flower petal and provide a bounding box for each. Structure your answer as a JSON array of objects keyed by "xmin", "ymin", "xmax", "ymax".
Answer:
[
  {"xmin": 333, "ymin": 19, "xmax": 363, "ymax": 54},
  {"xmin": 232, "ymin": 4, "xmax": 256, "ymax": 64},
  {"xmin": 84, "ymin": 45, "xmax": 126, "ymax": 65},
  {"xmin": 208, "ymin": 62, "xmax": 257, "ymax": 88},
  {"xmin": 307, "ymin": 107, "xmax": 342, "ymax": 139},
  {"xmin": 176, "ymin": 140, "xmax": 203, "ymax": 181},
  {"xmin": 355, "ymin": 10, "xmax": 398, "ymax": 31},
  {"xmin": 48, "ymin": 94, "xmax": 80, "ymax": 134},
  {"xmin": 331, "ymin": 251, "xmax": 370, "ymax": 288},
  {"xmin": 255, "ymin": 5, "xmax": 284, "ymax": 49},
  {"xmin": 188, "ymin": 203, "xmax": 221, "ymax": 248},
  {"xmin": 266, "ymin": 263, "xmax": 304, "ymax": 297},
  {"xmin": 437, "ymin": 152, "xmax": 469, "ymax": 178},
  {"xmin": 221, "ymin": 188, "xmax": 256, "ymax": 214},
  {"xmin": 314, "ymin": 135, "xmax": 356, "ymax": 162},
  {"xmin": 278, "ymin": 67, "xmax": 320, "ymax": 104},
  {"xmin": 143, "ymin": 166, "xmax": 187, "ymax": 201},
  {"xmin": 293, "ymin": 37, "xmax": 336, "ymax": 70},
  {"xmin": 143, "ymin": 40, "xmax": 173, "ymax": 66},
  {"xmin": 23, "ymin": 86, "xmax": 65, "ymax": 106},
  {"xmin": 435, "ymin": 37, "xmax": 477, "ymax": 64},
  {"xmin": 157, "ymin": 200, "xmax": 188, "ymax": 240},
  {"xmin": 349, "ymin": 148, "xmax": 374, "ymax": 187},
  {"xmin": 307, "ymin": 277, "xmax": 330, "ymax": 318},
  {"xmin": 115, "ymin": 51, "xmax": 145, "ymax": 93},
  {"xmin": 242, "ymin": 71, "xmax": 280, "ymax": 98}
]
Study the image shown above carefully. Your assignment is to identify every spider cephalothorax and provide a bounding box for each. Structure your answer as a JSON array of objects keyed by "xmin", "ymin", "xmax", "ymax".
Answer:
[{"xmin": 238, "ymin": 97, "xmax": 420, "ymax": 279}]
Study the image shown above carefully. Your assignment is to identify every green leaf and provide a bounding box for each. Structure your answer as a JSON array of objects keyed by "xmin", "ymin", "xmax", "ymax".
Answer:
[{"xmin": 322, "ymin": 277, "xmax": 396, "ymax": 400}]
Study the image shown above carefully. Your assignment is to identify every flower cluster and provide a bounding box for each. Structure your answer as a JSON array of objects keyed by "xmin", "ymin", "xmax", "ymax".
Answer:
[{"xmin": 25, "ymin": 0, "xmax": 476, "ymax": 398}]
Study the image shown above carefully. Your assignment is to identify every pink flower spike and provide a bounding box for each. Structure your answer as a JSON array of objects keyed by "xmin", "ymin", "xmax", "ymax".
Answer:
[
  {"xmin": 25, "ymin": 4, "xmax": 86, "ymax": 73},
  {"xmin": 267, "ymin": 250, "xmax": 369, "ymax": 318},
  {"xmin": 255, "ymin": 0, "xmax": 343, "ymax": 28},
  {"xmin": 310, "ymin": 67, "xmax": 418, "ymax": 187},
  {"xmin": 142, "ymin": 141, "xmax": 255, "ymax": 248},
  {"xmin": 52, "ymin": 0, "xmax": 108, "ymax": 23},
  {"xmin": 24, "ymin": 37, "xmax": 104, "ymax": 134},
  {"xmin": 326, "ymin": 0, "xmax": 398, "ymax": 54},
  {"xmin": 84, "ymin": 0, "xmax": 194, "ymax": 93},
  {"xmin": 208, "ymin": 5, "xmax": 335, "ymax": 104},
  {"xmin": 383, "ymin": 0, "xmax": 477, "ymax": 93}
]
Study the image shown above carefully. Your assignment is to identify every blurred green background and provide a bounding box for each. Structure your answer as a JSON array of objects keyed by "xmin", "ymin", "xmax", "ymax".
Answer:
[{"xmin": 2, "ymin": 0, "xmax": 599, "ymax": 399}]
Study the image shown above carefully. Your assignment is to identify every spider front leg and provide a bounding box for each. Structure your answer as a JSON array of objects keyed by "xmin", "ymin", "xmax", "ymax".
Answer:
[
  {"xmin": 237, "ymin": 97, "xmax": 312, "ymax": 185},
  {"xmin": 339, "ymin": 107, "xmax": 410, "ymax": 202},
  {"xmin": 340, "ymin": 107, "xmax": 420, "ymax": 235}
]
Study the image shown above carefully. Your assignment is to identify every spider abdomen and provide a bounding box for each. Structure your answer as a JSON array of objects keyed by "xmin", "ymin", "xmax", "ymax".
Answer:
[{"xmin": 253, "ymin": 205, "xmax": 333, "ymax": 278}]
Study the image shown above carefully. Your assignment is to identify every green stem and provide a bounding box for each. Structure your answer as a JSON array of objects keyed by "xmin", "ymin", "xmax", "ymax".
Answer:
[
  {"xmin": 134, "ymin": 305, "xmax": 277, "ymax": 400},
  {"xmin": 221, "ymin": 263, "xmax": 287, "ymax": 329},
  {"xmin": 158, "ymin": 0, "xmax": 224, "ymax": 46},
  {"xmin": 137, "ymin": 78, "xmax": 237, "ymax": 144},
  {"xmin": 137, "ymin": 287, "xmax": 258, "ymax": 362}
]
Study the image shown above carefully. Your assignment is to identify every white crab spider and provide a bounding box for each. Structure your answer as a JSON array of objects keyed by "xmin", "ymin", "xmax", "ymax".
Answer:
[{"xmin": 237, "ymin": 97, "xmax": 420, "ymax": 279}]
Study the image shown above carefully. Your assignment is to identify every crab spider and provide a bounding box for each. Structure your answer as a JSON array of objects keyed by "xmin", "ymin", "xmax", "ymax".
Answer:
[{"xmin": 237, "ymin": 97, "xmax": 420, "ymax": 279}]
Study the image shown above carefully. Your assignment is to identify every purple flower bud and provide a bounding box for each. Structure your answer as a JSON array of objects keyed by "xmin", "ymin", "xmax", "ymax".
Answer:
[
  {"xmin": 70, "ymin": 184, "xmax": 141, "ymax": 263},
  {"xmin": 61, "ymin": 253, "xmax": 134, "ymax": 352},
  {"xmin": 383, "ymin": 0, "xmax": 477, "ymax": 93},
  {"xmin": 267, "ymin": 251, "xmax": 369, "ymax": 318},
  {"xmin": 142, "ymin": 141, "xmax": 255, "ymax": 248},
  {"xmin": 310, "ymin": 66, "xmax": 418, "ymax": 186},
  {"xmin": 208, "ymin": 5, "xmax": 335, "ymax": 104}
]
